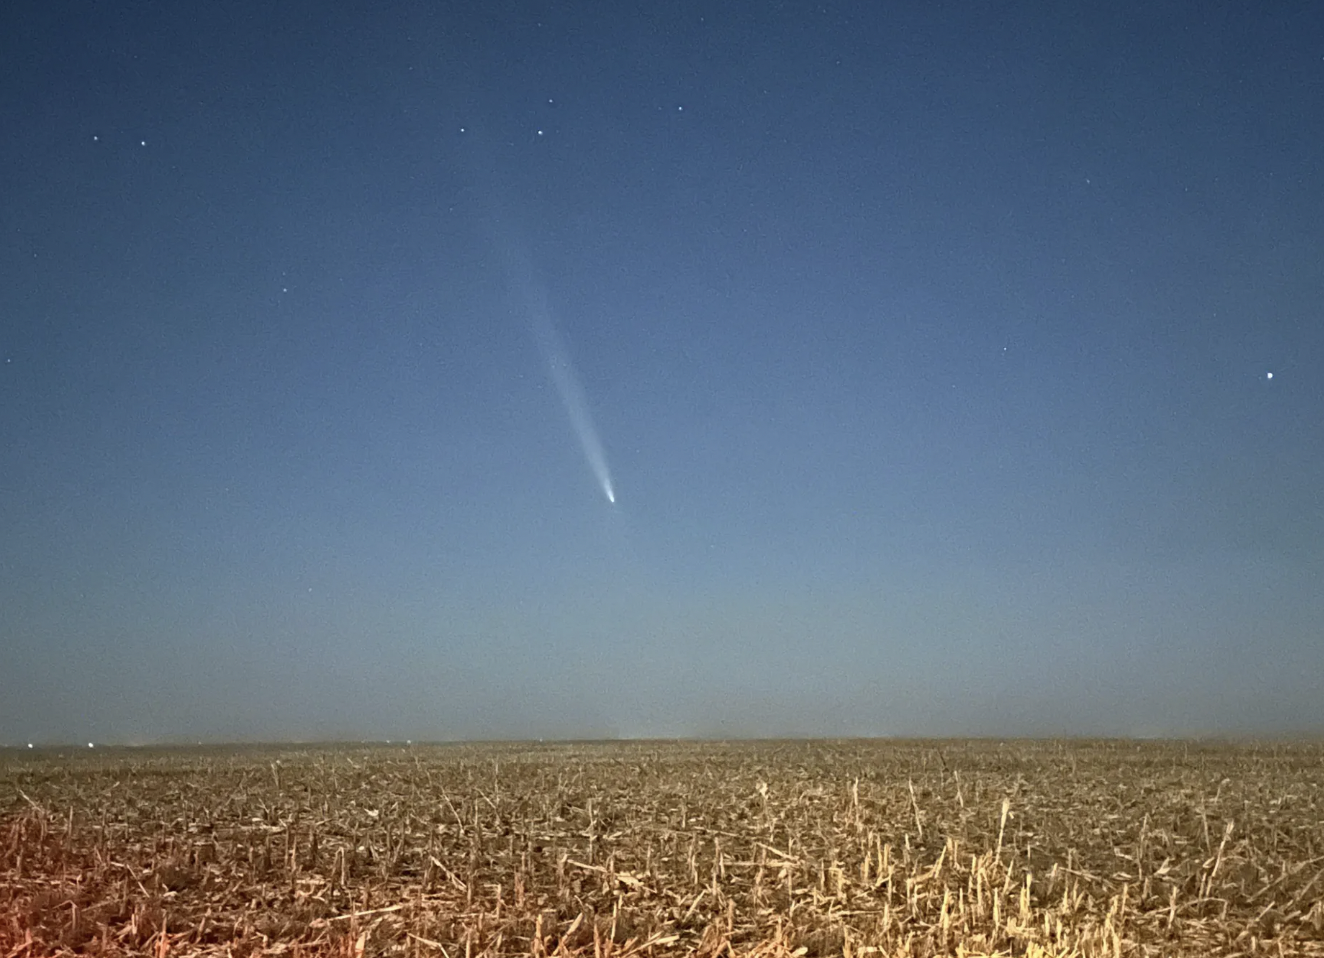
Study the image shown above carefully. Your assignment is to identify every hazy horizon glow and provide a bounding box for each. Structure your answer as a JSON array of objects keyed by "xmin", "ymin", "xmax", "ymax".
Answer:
[{"xmin": 2, "ymin": 1, "xmax": 1322, "ymax": 743}]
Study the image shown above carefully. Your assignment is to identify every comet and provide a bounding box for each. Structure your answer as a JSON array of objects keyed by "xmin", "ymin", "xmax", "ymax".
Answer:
[
  {"xmin": 450, "ymin": 123, "xmax": 618, "ymax": 505},
  {"xmin": 494, "ymin": 238, "xmax": 616, "ymax": 506},
  {"xmin": 527, "ymin": 282, "xmax": 617, "ymax": 506}
]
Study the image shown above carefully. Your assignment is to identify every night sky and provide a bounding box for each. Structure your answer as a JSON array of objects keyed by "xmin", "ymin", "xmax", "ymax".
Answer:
[{"xmin": 3, "ymin": 2, "xmax": 1322, "ymax": 744}]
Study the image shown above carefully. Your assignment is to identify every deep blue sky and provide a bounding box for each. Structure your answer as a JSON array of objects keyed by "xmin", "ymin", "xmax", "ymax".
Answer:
[{"xmin": 3, "ymin": 1, "xmax": 1322, "ymax": 743}]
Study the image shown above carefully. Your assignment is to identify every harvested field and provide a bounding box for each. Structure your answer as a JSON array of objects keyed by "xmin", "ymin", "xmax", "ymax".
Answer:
[{"xmin": 3, "ymin": 739, "xmax": 1323, "ymax": 956}]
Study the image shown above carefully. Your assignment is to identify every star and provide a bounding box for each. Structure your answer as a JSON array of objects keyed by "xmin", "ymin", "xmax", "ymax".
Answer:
[{"xmin": 1266, "ymin": 372, "xmax": 1273, "ymax": 380}]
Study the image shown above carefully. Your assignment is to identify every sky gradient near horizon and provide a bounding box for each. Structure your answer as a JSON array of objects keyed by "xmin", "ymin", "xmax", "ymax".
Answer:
[{"xmin": 3, "ymin": 1, "xmax": 1323, "ymax": 743}]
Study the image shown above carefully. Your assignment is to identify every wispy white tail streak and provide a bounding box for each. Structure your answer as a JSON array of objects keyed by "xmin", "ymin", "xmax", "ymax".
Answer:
[
  {"xmin": 526, "ymin": 280, "xmax": 617, "ymax": 505},
  {"xmin": 452, "ymin": 122, "xmax": 617, "ymax": 505}
]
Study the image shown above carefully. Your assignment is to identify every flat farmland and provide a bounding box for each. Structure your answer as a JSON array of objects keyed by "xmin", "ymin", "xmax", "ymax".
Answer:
[{"xmin": 3, "ymin": 739, "xmax": 1322, "ymax": 956}]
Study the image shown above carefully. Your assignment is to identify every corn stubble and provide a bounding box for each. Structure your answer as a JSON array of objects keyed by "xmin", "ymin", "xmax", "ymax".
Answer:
[{"xmin": 3, "ymin": 739, "xmax": 1323, "ymax": 956}]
